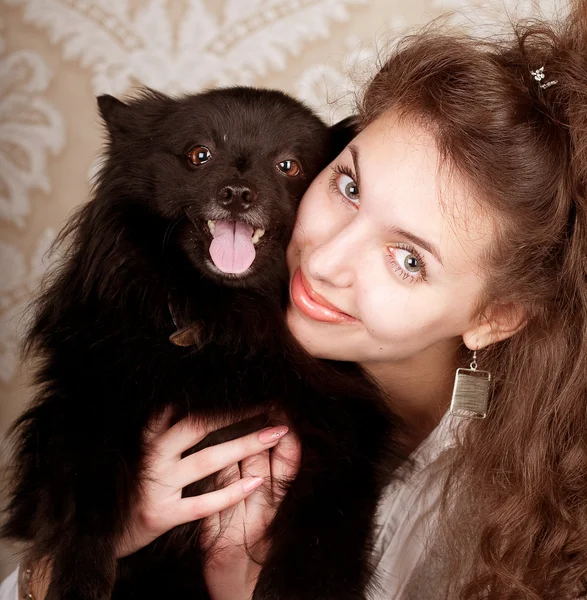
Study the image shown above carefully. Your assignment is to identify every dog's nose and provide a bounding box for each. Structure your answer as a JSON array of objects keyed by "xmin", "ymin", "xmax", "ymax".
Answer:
[{"xmin": 216, "ymin": 181, "xmax": 258, "ymax": 210}]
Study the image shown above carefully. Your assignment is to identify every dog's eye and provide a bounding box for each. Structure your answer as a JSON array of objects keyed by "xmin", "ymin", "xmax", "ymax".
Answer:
[
  {"xmin": 187, "ymin": 146, "xmax": 212, "ymax": 166},
  {"xmin": 276, "ymin": 160, "xmax": 302, "ymax": 177}
]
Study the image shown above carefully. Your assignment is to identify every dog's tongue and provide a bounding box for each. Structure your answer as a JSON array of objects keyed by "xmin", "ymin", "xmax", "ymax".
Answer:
[{"xmin": 209, "ymin": 220, "xmax": 256, "ymax": 274}]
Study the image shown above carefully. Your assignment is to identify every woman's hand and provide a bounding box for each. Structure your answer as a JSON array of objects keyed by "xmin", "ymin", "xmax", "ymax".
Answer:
[
  {"xmin": 202, "ymin": 426, "xmax": 301, "ymax": 600},
  {"xmin": 27, "ymin": 413, "xmax": 301, "ymax": 599},
  {"xmin": 117, "ymin": 412, "xmax": 295, "ymax": 558}
]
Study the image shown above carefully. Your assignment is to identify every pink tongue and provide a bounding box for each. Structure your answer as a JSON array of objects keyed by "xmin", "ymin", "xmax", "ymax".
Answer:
[{"xmin": 209, "ymin": 220, "xmax": 256, "ymax": 274}]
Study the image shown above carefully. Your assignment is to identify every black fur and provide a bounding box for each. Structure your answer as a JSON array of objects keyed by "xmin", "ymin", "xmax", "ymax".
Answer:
[{"xmin": 2, "ymin": 87, "xmax": 401, "ymax": 600}]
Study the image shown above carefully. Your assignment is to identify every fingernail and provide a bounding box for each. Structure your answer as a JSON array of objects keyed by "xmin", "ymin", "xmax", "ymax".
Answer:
[
  {"xmin": 258, "ymin": 426, "xmax": 289, "ymax": 444},
  {"xmin": 242, "ymin": 477, "xmax": 264, "ymax": 493}
]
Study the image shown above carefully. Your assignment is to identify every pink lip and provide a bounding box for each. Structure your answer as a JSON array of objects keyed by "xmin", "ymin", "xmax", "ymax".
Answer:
[{"xmin": 290, "ymin": 268, "xmax": 357, "ymax": 324}]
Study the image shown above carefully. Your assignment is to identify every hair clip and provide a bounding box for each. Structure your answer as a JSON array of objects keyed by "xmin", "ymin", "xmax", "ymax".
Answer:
[{"xmin": 530, "ymin": 66, "xmax": 558, "ymax": 90}]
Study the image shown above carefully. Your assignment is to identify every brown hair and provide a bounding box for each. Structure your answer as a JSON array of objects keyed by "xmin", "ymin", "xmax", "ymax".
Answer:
[{"xmin": 358, "ymin": 3, "xmax": 587, "ymax": 599}]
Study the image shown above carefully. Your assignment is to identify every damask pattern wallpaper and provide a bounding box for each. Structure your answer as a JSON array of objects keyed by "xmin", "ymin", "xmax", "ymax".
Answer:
[{"xmin": 0, "ymin": 0, "xmax": 556, "ymax": 577}]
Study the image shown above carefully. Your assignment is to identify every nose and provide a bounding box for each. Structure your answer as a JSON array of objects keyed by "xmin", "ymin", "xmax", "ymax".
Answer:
[
  {"xmin": 216, "ymin": 180, "xmax": 258, "ymax": 211},
  {"xmin": 306, "ymin": 226, "xmax": 359, "ymax": 289}
]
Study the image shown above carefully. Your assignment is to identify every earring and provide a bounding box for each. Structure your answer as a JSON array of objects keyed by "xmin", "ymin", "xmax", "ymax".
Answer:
[{"xmin": 449, "ymin": 350, "xmax": 492, "ymax": 419}]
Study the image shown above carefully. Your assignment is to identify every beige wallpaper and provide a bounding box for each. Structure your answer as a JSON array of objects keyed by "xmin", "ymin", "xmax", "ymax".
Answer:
[{"xmin": 0, "ymin": 0, "xmax": 555, "ymax": 579}]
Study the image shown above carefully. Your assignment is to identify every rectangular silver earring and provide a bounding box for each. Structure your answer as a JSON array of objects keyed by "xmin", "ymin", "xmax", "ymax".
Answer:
[{"xmin": 449, "ymin": 351, "xmax": 491, "ymax": 419}]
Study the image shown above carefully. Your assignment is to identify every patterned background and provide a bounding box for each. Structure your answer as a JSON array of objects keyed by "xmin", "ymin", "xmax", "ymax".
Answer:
[{"xmin": 0, "ymin": 0, "xmax": 557, "ymax": 579}]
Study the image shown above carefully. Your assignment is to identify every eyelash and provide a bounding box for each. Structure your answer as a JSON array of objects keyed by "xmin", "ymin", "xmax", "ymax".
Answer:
[
  {"xmin": 328, "ymin": 162, "xmax": 428, "ymax": 283},
  {"xmin": 328, "ymin": 163, "xmax": 358, "ymax": 205},
  {"xmin": 387, "ymin": 244, "xmax": 428, "ymax": 283}
]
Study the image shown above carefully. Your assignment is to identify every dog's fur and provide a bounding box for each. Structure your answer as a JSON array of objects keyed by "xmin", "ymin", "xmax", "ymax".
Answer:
[{"xmin": 2, "ymin": 87, "xmax": 402, "ymax": 600}]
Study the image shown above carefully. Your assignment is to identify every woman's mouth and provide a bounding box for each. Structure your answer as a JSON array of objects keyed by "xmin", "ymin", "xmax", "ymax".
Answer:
[{"xmin": 290, "ymin": 268, "xmax": 357, "ymax": 324}]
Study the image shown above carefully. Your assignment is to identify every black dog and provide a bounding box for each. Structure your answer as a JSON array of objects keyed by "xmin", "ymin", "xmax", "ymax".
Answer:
[{"xmin": 2, "ymin": 87, "xmax": 401, "ymax": 600}]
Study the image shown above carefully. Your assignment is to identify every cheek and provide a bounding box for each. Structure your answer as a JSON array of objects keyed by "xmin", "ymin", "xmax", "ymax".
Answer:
[
  {"xmin": 360, "ymin": 290, "xmax": 423, "ymax": 345},
  {"xmin": 357, "ymin": 282, "xmax": 463, "ymax": 348}
]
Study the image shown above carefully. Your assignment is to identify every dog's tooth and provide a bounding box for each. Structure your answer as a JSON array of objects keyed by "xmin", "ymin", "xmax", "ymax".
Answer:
[
  {"xmin": 252, "ymin": 228, "xmax": 265, "ymax": 245},
  {"xmin": 207, "ymin": 220, "xmax": 216, "ymax": 235}
]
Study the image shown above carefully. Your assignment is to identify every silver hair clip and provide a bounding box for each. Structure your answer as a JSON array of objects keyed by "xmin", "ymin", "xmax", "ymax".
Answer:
[{"xmin": 530, "ymin": 66, "xmax": 558, "ymax": 90}]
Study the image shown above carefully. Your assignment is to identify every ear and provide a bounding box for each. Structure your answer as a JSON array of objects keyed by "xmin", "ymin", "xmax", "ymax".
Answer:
[
  {"xmin": 97, "ymin": 94, "xmax": 134, "ymax": 137},
  {"xmin": 462, "ymin": 302, "xmax": 527, "ymax": 350},
  {"xmin": 329, "ymin": 115, "xmax": 358, "ymax": 159}
]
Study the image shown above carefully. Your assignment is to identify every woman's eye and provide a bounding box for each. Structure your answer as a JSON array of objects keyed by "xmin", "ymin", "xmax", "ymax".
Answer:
[
  {"xmin": 187, "ymin": 146, "xmax": 212, "ymax": 165},
  {"xmin": 388, "ymin": 246, "xmax": 427, "ymax": 281},
  {"xmin": 402, "ymin": 252, "xmax": 421, "ymax": 273},
  {"xmin": 337, "ymin": 174, "xmax": 360, "ymax": 205}
]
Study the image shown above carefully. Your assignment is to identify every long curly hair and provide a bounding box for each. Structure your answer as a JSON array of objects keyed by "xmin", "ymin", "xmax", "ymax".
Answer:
[{"xmin": 358, "ymin": 3, "xmax": 587, "ymax": 598}]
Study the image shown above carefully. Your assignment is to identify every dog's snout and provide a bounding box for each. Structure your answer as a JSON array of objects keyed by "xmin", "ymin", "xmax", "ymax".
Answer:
[{"xmin": 216, "ymin": 181, "xmax": 259, "ymax": 210}]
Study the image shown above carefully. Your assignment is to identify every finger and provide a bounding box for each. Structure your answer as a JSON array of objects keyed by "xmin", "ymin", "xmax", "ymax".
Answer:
[
  {"xmin": 241, "ymin": 449, "xmax": 273, "ymax": 541},
  {"xmin": 143, "ymin": 407, "xmax": 174, "ymax": 445},
  {"xmin": 240, "ymin": 450, "xmax": 271, "ymax": 484},
  {"xmin": 154, "ymin": 416, "xmax": 216, "ymax": 458},
  {"xmin": 202, "ymin": 462, "xmax": 241, "ymax": 540},
  {"xmin": 168, "ymin": 476, "xmax": 264, "ymax": 528},
  {"xmin": 271, "ymin": 432, "xmax": 302, "ymax": 500},
  {"xmin": 173, "ymin": 426, "xmax": 288, "ymax": 489},
  {"xmin": 215, "ymin": 462, "xmax": 242, "ymax": 532}
]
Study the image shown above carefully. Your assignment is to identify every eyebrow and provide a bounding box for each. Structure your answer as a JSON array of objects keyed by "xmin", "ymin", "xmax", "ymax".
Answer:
[
  {"xmin": 388, "ymin": 226, "xmax": 444, "ymax": 266},
  {"xmin": 348, "ymin": 144, "xmax": 362, "ymax": 191}
]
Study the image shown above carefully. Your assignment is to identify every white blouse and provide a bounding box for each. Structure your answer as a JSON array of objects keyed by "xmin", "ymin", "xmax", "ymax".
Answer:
[
  {"xmin": 368, "ymin": 411, "xmax": 455, "ymax": 599},
  {"xmin": 0, "ymin": 413, "xmax": 457, "ymax": 600}
]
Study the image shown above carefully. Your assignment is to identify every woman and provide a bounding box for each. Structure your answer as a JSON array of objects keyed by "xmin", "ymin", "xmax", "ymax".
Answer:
[{"xmin": 3, "ymin": 2, "xmax": 587, "ymax": 598}]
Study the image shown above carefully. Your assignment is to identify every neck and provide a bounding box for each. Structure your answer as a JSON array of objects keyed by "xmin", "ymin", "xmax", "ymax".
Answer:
[{"xmin": 361, "ymin": 338, "xmax": 460, "ymax": 453}]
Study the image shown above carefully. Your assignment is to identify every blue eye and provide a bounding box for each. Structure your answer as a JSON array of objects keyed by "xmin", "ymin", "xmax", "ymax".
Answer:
[
  {"xmin": 337, "ymin": 174, "xmax": 359, "ymax": 204},
  {"xmin": 329, "ymin": 164, "xmax": 360, "ymax": 207},
  {"xmin": 387, "ymin": 245, "xmax": 427, "ymax": 282},
  {"xmin": 399, "ymin": 250, "xmax": 421, "ymax": 273}
]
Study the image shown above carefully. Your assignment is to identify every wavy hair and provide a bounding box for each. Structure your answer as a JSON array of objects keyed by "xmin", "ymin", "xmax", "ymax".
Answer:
[{"xmin": 358, "ymin": 3, "xmax": 587, "ymax": 598}]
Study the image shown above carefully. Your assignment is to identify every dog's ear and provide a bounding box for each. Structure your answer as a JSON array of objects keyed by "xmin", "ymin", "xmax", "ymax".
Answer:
[
  {"xmin": 97, "ymin": 94, "xmax": 133, "ymax": 137},
  {"xmin": 329, "ymin": 115, "xmax": 358, "ymax": 159},
  {"xmin": 97, "ymin": 89, "xmax": 174, "ymax": 138}
]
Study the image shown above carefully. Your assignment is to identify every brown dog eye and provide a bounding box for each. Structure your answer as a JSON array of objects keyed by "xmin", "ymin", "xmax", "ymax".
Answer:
[
  {"xmin": 277, "ymin": 160, "xmax": 302, "ymax": 177},
  {"xmin": 187, "ymin": 146, "xmax": 212, "ymax": 165}
]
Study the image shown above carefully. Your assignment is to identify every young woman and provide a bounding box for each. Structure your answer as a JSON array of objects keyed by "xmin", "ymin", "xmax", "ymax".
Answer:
[{"xmin": 3, "ymin": 2, "xmax": 587, "ymax": 598}]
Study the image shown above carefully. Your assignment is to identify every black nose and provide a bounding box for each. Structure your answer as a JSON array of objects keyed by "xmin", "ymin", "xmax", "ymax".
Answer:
[{"xmin": 216, "ymin": 181, "xmax": 258, "ymax": 210}]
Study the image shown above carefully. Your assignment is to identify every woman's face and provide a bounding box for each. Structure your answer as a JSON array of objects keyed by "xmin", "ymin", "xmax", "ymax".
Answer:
[{"xmin": 286, "ymin": 113, "xmax": 495, "ymax": 368}]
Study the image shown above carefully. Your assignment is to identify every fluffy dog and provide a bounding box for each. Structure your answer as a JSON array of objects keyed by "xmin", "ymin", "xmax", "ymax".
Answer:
[{"xmin": 2, "ymin": 87, "xmax": 401, "ymax": 600}]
